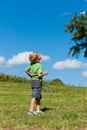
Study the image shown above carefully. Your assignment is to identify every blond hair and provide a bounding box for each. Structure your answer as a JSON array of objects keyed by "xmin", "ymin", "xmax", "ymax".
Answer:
[{"xmin": 29, "ymin": 52, "xmax": 39, "ymax": 63}]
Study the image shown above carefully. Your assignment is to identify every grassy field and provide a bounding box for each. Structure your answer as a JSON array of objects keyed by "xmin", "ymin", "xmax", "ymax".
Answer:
[{"xmin": 0, "ymin": 81, "xmax": 87, "ymax": 130}]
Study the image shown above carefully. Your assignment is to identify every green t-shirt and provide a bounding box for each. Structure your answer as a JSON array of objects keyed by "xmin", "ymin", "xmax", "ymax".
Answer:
[{"xmin": 26, "ymin": 63, "xmax": 43, "ymax": 81}]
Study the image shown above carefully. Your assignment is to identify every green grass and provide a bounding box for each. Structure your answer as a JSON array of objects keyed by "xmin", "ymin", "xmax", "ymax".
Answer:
[{"xmin": 0, "ymin": 81, "xmax": 87, "ymax": 130}]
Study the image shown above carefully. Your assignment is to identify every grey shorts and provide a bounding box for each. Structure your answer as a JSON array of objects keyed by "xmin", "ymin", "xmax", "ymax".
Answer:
[{"xmin": 31, "ymin": 80, "xmax": 42, "ymax": 100}]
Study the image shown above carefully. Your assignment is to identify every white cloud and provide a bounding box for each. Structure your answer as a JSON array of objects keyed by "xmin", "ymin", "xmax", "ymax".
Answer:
[
  {"xmin": 59, "ymin": 12, "xmax": 71, "ymax": 17},
  {"xmin": 64, "ymin": 12, "xmax": 71, "ymax": 16},
  {"xmin": 84, "ymin": 0, "xmax": 87, "ymax": 2},
  {"xmin": 2, "ymin": 51, "xmax": 51, "ymax": 68},
  {"xmin": 0, "ymin": 56, "xmax": 5, "ymax": 66},
  {"xmin": 81, "ymin": 71, "xmax": 87, "ymax": 78},
  {"xmin": 6, "ymin": 51, "xmax": 32, "ymax": 67},
  {"xmin": 41, "ymin": 55, "xmax": 51, "ymax": 61},
  {"xmin": 80, "ymin": 11, "xmax": 86, "ymax": 15},
  {"xmin": 82, "ymin": 63, "xmax": 87, "ymax": 68},
  {"xmin": 53, "ymin": 59, "xmax": 83, "ymax": 70}
]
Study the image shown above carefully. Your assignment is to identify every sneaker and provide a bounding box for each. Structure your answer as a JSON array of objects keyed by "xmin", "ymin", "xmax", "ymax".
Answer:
[
  {"xmin": 27, "ymin": 110, "xmax": 37, "ymax": 115},
  {"xmin": 36, "ymin": 110, "xmax": 44, "ymax": 114}
]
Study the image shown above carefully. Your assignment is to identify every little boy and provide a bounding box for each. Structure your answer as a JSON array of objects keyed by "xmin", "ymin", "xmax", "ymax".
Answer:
[{"xmin": 25, "ymin": 52, "xmax": 48, "ymax": 114}]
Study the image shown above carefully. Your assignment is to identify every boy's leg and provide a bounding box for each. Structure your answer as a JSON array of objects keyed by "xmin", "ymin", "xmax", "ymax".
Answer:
[
  {"xmin": 29, "ymin": 98, "xmax": 36, "ymax": 111},
  {"xmin": 36, "ymin": 99, "xmax": 41, "ymax": 111},
  {"xmin": 36, "ymin": 99, "xmax": 43, "ymax": 114}
]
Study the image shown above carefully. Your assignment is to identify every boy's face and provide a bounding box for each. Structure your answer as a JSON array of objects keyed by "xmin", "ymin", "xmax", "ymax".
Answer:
[{"xmin": 37, "ymin": 54, "xmax": 42, "ymax": 61}]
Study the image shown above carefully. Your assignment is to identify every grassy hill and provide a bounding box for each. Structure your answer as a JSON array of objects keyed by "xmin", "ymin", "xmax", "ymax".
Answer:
[{"xmin": 0, "ymin": 74, "xmax": 87, "ymax": 130}]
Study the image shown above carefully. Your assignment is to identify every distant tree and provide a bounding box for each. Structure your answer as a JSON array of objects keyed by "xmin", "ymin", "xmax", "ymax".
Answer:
[
  {"xmin": 65, "ymin": 12, "xmax": 87, "ymax": 58},
  {"xmin": 50, "ymin": 78, "xmax": 64, "ymax": 85}
]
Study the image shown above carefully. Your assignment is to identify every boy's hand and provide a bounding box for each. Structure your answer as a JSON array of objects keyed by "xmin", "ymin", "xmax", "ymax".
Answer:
[
  {"xmin": 44, "ymin": 71, "xmax": 48, "ymax": 75},
  {"xmin": 38, "ymin": 71, "xmax": 48, "ymax": 77}
]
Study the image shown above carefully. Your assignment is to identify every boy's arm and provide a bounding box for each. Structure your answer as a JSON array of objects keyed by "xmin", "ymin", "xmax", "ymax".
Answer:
[
  {"xmin": 25, "ymin": 69, "xmax": 32, "ymax": 78},
  {"xmin": 38, "ymin": 71, "xmax": 48, "ymax": 77}
]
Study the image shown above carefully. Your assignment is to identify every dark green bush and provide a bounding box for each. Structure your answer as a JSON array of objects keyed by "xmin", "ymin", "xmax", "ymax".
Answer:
[{"xmin": 0, "ymin": 73, "xmax": 30, "ymax": 83}]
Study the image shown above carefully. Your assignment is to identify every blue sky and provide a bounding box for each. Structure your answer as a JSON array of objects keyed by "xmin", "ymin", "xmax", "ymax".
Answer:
[{"xmin": 0, "ymin": 0, "xmax": 87, "ymax": 87}]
